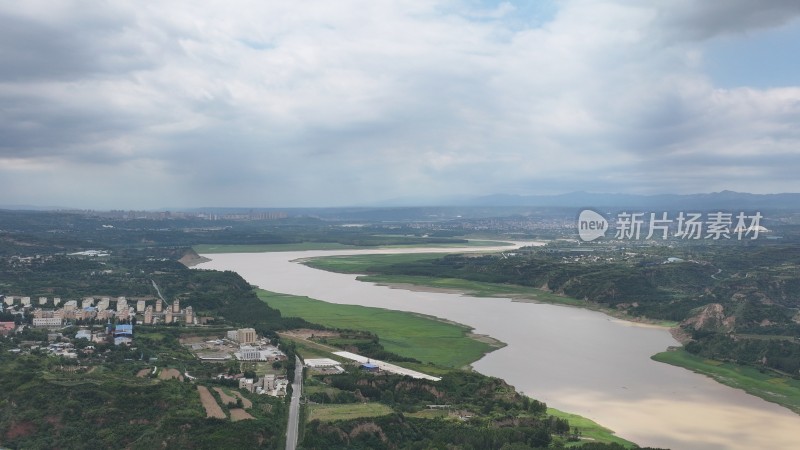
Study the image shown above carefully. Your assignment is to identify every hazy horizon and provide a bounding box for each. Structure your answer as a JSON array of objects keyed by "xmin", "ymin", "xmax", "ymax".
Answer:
[
  {"xmin": 4, "ymin": 189, "xmax": 800, "ymax": 212},
  {"xmin": 2, "ymin": 1, "xmax": 799, "ymax": 209}
]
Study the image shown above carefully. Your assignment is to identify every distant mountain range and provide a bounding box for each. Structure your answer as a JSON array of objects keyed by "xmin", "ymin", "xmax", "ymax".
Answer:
[
  {"xmin": 2, "ymin": 191, "xmax": 799, "ymax": 212},
  {"xmin": 0, "ymin": 204, "xmax": 73, "ymax": 211},
  {"xmin": 377, "ymin": 191, "xmax": 800, "ymax": 210}
]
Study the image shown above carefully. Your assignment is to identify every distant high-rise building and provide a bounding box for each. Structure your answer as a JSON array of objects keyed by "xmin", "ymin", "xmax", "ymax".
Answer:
[
  {"xmin": 144, "ymin": 306, "xmax": 153, "ymax": 325},
  {"xmin": 156, "ymin": 300, "xmax": 163, "ymax": 312},
  {"xmin": 237, "ymin": 328, "xmax": 257, "ymax": 344},
  {"xmin": 185, "ymin": 306, "xmax": 193, "ymax": 324},
  {"xmin": 136, "ymin": 300, "xmax": 146, "ymax": 312},
  {"xmin": 172, "ymin": 299, "xmax": 180, "ymax": 313}
]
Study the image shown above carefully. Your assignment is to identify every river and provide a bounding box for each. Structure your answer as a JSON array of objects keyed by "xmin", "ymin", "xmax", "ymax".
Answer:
[{"xmin": 197, "ymin": 245, "xmax": 800, "ymax": 450}]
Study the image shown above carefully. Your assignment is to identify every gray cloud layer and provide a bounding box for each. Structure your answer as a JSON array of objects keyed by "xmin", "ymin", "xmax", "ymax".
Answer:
[{"xmin": 1, "ymin": 0, "xmax": 799, "ymax": 208}]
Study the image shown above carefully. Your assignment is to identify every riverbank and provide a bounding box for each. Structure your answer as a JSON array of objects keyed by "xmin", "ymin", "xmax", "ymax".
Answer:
[
  {"xmin": 311, "ymin": 255, "xmax": 800, "ymax": 418},
  {"xmin": 194, "ymin": 239, "xmax": 513, "ymax": 254},
  {"xmin": 256, "ymin": 288, "xmax": 635, "ymax": 447},
  {"xmin": 302, "ymin": 253, "xmax": 679, "ymax": 329},
  {"xmin": 546, "ymin": 408, "xmax": 636, "ymax": 448},
  {"xmin": 197, "ymin": 248, "xmax": 800, "ymax": 450},
  {"xmin": 652, "ymin": 348, "xmax": 800, "ymax": 415}
]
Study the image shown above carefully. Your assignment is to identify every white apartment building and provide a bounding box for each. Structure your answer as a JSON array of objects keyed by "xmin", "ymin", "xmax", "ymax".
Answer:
[{"xmin": 32, "ymin": 317, "xmax": 63, "ymax": 328}]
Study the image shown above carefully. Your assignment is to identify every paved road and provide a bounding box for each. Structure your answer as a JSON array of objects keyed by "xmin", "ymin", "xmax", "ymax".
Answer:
[
  {"xmin": 150, "ymin": 279, "xmax": 169, "ymax": 309},
  {"xmin": 285, "ymin": 355, "xmax": 303, "ymax": 450}
]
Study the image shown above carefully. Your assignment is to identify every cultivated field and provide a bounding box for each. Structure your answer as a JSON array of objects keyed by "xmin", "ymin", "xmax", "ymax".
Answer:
[
  {"xmin": 158, "ymin": 368, "xmax": 183, "ymax": 381},
  {"xmin": 229, "ymin": 408, "xmax": 254, "ymax": 421},
  {"xmin": 307, "ymin": 403, "xmax": 393, "ymax": 422},
  {"xmin": 213, "ymin": 387, "xmax": 237, "ymax": 406},
  {"xmin": 231, "ymin": 390, "xmax": 252, "ymax": 408},
  {"xmin": 197, "ymin": 386, "xmax": 226, "ymax": 419},
  {"xmin": 212, "ymin": 387, "xmax": 253, "ymax": 409}
]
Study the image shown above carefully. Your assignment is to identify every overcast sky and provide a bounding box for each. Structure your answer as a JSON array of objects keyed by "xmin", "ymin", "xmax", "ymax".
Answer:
[{"xmin": 1, "ymin": 0, "xmax": 799, "ymax": 209}]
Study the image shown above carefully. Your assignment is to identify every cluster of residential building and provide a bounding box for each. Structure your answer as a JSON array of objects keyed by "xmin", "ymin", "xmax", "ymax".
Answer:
[{"xmin": 1, "ymin": 295, "xmax": 196, "ymax": 328}]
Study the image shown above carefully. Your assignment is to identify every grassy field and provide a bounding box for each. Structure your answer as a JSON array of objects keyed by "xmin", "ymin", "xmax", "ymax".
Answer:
[
  {"xmin": 281, "ymin": 336, "xmax": 341, "ymax": 360},
  {"xmin": 307, "ymin": 403, "xmax": 394, "ymax": 422},
  {"xmin": 257, "ymin": 289, "xmax": 500, "ymax": 368},
  {"xmin": 302, "ymin": 253, "xmax": 445, "ymax": 272},
  {"xmin": 546, "ymin": 408, "xmax": 637, "ymax": 448},
  {"xmin": 652, "ymin": 349, "xmax": 800, "ymax": 415}
]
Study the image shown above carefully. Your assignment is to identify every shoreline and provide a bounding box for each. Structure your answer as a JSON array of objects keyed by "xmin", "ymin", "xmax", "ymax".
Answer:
[
  {"xmin": 365, "ymin": 277, "xmax": 678, "ymax": 333},
  {"xmin": 196, "ymin": 247, "xmax": 800, "ymax": 449},
  {"xmin": 652, "ymin": 349, "xmax": 800, "ymax": 416}
]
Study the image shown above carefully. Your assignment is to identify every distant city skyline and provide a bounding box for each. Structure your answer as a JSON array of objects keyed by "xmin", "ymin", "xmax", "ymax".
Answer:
[{"xmin": 1, "ymin": 1, "xmax": 799, "ymax": 209}]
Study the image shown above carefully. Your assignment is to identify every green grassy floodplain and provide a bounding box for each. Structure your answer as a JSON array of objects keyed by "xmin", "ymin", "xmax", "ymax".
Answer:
[
  {"xmin": 652, "ymin": 349, "xmax": 800, "ymax": 415},
  {"xmin": 194, "ymin": 240, "xmax": 512, "ymax": 254},
  {"xmin": 546, "ymin": 408, "xmax": 637, "ymax": 448},
  {"xmin": 257, "ymin": 289, "xmax": 501, "ymax": 368}
]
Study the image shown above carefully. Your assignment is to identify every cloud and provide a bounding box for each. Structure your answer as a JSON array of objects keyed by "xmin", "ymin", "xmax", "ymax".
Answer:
[
  {"xmin": 654, "ymin": 0, "xmax": 800, "ymax": 41},
  {"xmin": 0, "ymin": 0, "xmax": 799, "ymax": 208}
]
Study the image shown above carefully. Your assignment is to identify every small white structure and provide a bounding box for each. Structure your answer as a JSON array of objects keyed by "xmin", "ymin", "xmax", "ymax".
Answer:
[
  {"xmin": 75, "ymin": 329, "xmax": 92, "ymax": 340},
  {"xmin": 234, "ymin": 345, "xmax": 286, "ymax": 362},
  {"xmin": 305, "ymin": 358, "xmax": 344, "ymax": 374},
  {"xmin": 304, "ymin": 358, "xmax": 341, "ymax": 368}
]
